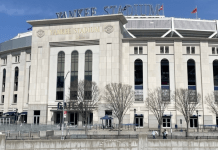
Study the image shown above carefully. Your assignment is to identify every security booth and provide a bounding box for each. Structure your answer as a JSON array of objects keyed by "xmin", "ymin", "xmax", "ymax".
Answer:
[
  {"xmin": 3, "ymin": 112, "xmax": 17, "ymax": 124},
  {"xmin": 18, "ymin": 112, "xmax": 27, "ymax": 123},
  {"xmin": 100, "ymin": 115, "xmax": 113, "ymax": 128},
  {"xmin": 135, "ymin": 114, "xmax": 143, "ymax": 127}
]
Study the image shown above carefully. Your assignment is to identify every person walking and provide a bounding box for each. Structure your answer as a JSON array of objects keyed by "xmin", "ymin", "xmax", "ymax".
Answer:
[
  {"xmin": 162, "ymin": 129, "xmax": 167, "ymax": 139},
  {"xmin": 152, "ymin": 130, "xmax": 157, "ymax": 139},
  {"xmin": 165, "ymin": 129, "xmax": 168, "ymax": 139}
]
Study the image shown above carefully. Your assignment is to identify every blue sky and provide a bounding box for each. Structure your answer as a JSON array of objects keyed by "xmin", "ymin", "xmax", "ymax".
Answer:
[{"xmin": 0, "ymin": 0, "xmax": 217, "ymax": 43}]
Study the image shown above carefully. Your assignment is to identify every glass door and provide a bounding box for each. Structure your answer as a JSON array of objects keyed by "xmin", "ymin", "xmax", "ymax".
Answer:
[
  {"xmin": 190, "ymin": 118, "xmax": 197, "ymax": 127},
  {"xmin": 135, "ymin": 117, "xmax": 143, "ymax": 127},
  {"xmin": 70, "ymin": 113, "xmax": 77, "ymax": 125}
]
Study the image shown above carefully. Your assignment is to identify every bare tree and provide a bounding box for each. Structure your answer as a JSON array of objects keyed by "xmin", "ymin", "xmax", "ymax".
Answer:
[
  {"xmin": 175, "ymin": 88, "xmax": 201, "ymax": 137},
  {"xmin": 145, "ymin": 87, "xmax": 172, "ymax": 136},
  {"xmin": 103, "ymin": 83, "xmax": 134, "ymax": 135},
  {"xmin": 66, "ymin": 80, "xmax": 101, "ymax": 135},
  {"xmin": 205, "ymin": 91, "xmax": 218, "ymax": 116}
]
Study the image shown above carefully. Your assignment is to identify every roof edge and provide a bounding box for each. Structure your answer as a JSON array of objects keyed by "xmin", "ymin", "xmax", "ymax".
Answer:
[{"xmin": 27, "ymin": 14, "xmax": 127, "ymax": 26}]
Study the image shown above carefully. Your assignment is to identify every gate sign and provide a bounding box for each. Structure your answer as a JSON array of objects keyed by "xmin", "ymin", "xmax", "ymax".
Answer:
[
  {"xmin": 64, "ymin": 111, "xmax": 67, "ymax": 118},
  {"xmin": 56, "ymin": 4, "xmax": 163, "ymax": 18}
]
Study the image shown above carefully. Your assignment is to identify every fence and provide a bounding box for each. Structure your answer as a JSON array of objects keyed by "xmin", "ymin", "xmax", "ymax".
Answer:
[{"xmin": 148, "ymin": 135, "xmax": 218, "ymax": 140}]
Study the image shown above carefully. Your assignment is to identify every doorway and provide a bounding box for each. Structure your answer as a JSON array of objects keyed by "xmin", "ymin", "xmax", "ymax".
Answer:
[
  {"xmin": 70, "ymin": 113, "xmax": 78, "ymax": 125},
  {"xmin": 135, "ymin": 117, "xmax": 143, "ymax": 127},
  {"xmin": 34, "ymin": 110, "xmax": 40, "ymax": 124},
  {"xmin": 190, "ymin": 117, "xmax": 198, "ymax": 128},
  {"xmin": 56, "ymin": 113, "xmax": 62, "ymax": 124}
]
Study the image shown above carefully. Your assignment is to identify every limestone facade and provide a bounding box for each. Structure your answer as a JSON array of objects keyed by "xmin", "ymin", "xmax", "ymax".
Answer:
[{"xmin": 0, "ymin": 14, "xmax": 217, "ymax": 129}]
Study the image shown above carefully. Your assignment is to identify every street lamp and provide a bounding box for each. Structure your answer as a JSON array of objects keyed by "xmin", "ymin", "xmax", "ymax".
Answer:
[
  {"xmin": 196, "ymin": 110, "xmax": 199, "ymax": 132},
  {"xmin": 62, "ymin": 71, "xmax": 70, "ymax": 140},
  {"xmin": 134, "ymin": 109, "xmax": 136, "ymax": 131},
  {"xmin": 170, "ymin": 112, "xmax": 172, "ymax": 139}
]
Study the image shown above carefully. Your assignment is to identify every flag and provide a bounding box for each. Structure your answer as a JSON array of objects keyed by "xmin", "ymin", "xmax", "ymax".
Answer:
[
  {"xmin": 27, "ymin": 27, "xmax": 32, "ymax": 31},
  {"xmin": 191, "ymin": 8, "xmax": 197, "ymax": 13},
  {"xmin": 159, "ymin": 5, "xmax": 163, "ymax": 11}
]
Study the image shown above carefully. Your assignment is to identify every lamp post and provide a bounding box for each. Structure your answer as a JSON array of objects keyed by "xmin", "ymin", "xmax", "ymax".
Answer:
[
  {"xmin": 170, "ymin": 112, "xmax": 172, "ymax": 139},
  {"xmin": 62, "ymin": 71, "xmax": 70, "ymax": 140},
  {"xmin": 196, "ymin": 110, "xmax": 199, "ymax": 132},
  {"xmin": 134, "ymin": 109, "xmax": 136, "ymax": 131}
]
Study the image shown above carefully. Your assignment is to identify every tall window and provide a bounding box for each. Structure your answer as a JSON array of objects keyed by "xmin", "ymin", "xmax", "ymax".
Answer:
[
  {"xmin": 28, "ymin": 66, "xmax": 31, "ymax": 102},
  {"xmin": 213, "ymin": 60, "xmax": 218, "ymax": 101},
  {"xmin": 84, "ymin": 50, "xmax": 92, "ymax": 100},
  {"xmin": 161, "ymin": 59, "xmax": 170, "ymax": 101},
  {"xmin": 161, "ymin": 59, "xmax": 169, "ymax": 86},
  {"xmin": 14, "ymin": 67, "xmax": 19, "ymax": 91},
  {"xmin": 134, "ymin": 59, "xmax": 143, "ymax": 101},
  {"xmin": 187, "ymin": 59, "xmax": 196, "ymax": 101},
  {"xmin": 56, "ymin": 52, "xmax": 65, "ymax": 100},
  {"xmin": 70, "ymin": 51, "xmax": 78, "ymax": 100},
  {"xmin": 2, "ymin": 69, "xmax": 6, "ymax": 92}
]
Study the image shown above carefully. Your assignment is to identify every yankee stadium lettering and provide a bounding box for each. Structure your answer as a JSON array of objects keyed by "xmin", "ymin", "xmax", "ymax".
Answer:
[{"xmin": 56, "ymin": 4, "xmax": 163, "ymax": 18}]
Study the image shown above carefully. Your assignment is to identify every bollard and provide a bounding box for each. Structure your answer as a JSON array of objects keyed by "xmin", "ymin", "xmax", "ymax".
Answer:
[
  {"xmin": 29, "ymin": 131, "xmax": 31, "ymax": 137},
  {"xmin": 8, "ymin": 131, "xmax": 10, "ymax": 137},
  {"xmin": 18, "ymin": 131, "xmax": 21, "ymax": 137}
]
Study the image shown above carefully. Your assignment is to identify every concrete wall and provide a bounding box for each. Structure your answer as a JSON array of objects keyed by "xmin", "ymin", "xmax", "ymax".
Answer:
[{"xmin": 1, "ymin": 134, "xmax": 218, "ymax": 150}]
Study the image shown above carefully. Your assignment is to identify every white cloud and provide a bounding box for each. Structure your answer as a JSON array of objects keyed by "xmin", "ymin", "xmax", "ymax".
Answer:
[
  {"xmin": 0, "ymin": 4, "xmax": 25, "ymax": 15},
  {"xmin": 0, "ymin": 4, "xmax": 53, "ymax": 16}
]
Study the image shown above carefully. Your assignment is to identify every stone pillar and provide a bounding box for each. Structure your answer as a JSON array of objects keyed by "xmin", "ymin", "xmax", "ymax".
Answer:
[{"xmin": 0, "ymin": 134, "xmax": 5, "ymax": 150}]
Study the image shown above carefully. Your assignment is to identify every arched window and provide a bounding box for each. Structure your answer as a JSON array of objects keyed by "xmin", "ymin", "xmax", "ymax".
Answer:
[
  {"xmin": 84, "ymin": 50, "xmax": 92, "ymax": 100},
  {"xmin": 213, "ymin": 60, "xmax": 218, "ymax": 101},
  {"xmin": 28, "ymin": 66, "xmax": 31, "ymax": 102},
  {"xmin": 187, "ymin": 59, "xmax": 196, "ymax": 102},
  {"xmin": 161, "ymin": 59, "xmax": 170, "ymax": 101},
  {"xmin": 56, "ymin": 52, "xmax": 65, "ymax": 100},
  {"xmin": 134, "ymin": 59, "xmax": 143, "ymax": 101},
  {"xmin": 187, "ymin": 59, "xmax": 196, "ymax": 87},
  {"xmin": 213, "ymin": 60, "xmax": 218, "ymax": 89},
  {"xmin": 2, "ymin": 69, "xmax": 6, "ymax": 92},
  {"xmin": 14, "ymin": 67, "xmax": 19, "ymax": 91},
  {"xmin": 70, "ymin": 51, "xmax": 78, "ymax": 100},
  {"xmin": 161, "ymin": 59, "xmax": 170, "ymax": 87}
]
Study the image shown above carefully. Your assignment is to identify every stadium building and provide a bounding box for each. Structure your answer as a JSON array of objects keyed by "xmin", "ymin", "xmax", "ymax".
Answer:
[{"xmin": 0, "ymin": 13, "xmax": 218, "ymax": 129}]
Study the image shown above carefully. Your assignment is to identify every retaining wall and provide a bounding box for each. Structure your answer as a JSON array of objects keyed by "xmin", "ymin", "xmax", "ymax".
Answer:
[{"xmin": 0, "ymin": 134, "xmax": 217, "ymax": 149}]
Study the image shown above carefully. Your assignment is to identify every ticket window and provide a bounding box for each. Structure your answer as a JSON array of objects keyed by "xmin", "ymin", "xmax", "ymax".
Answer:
[
  {"xmin": 56, "ymin": 112, "xmax": 62, "ymax": 124},
  {"xmin": 34, "ymin": 110, "xmax": 40, "ymax": 124},
  {"xmin": 83, "ymin": 113, "xmax": 93, "ymax": 125},
  {"xmin": 70, "ymin": 113, "xmax": 78, "ymax": 125},
  {"xmin": 135, "ymin": 114, "xmax": 143, "ymax": 127},
  {"xmin": 105, "ymin": 110, "xmax": 112, "ymax": 127},
  {"xmin": 190, "ymin": 117, "xmax": 198, "ymax": 128}
]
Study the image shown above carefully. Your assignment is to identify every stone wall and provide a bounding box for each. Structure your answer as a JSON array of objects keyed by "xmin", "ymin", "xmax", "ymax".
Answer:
[{"xmin": 0, "ymin": 134, "xmax": 218, "ymax": 150}]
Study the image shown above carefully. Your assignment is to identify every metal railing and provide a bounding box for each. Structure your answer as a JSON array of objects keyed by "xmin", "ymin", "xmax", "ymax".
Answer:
[{"xmin": 148, "ymin": 135, "xmax": 218, "ymax": 140}]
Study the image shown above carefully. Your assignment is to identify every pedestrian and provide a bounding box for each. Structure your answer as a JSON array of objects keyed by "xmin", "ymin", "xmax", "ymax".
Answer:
[
  {"xmin": 165, "ymin": 129, "xmax": 168, "ymax": 139},
  {"xmin": 152, "ymin": 130, "xmax": 156, "ymax": 139},
  {"xmin": 162, "ymin": 129, "xmax": 166, "ymax": 139}
]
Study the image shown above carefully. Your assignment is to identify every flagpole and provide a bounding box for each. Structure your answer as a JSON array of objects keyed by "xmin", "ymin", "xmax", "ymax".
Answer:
[
  {"xmin": 163, "ymin": 3, "xmax": 164, "ymax": 16},
  {"xmin": 196, "ymin": 6, "xmax": 197, "ymax": 19}
]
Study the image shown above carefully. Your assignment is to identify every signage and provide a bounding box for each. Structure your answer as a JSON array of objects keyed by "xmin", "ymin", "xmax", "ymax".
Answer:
[
  {"xmin": 64, "ymin": 111, "xmax": 67, "ymax": 118},
  {"xmin": 50, "ymin": 27, "xmax": 100, "ymax": 35},
  {"xmin": 56, "ymin": 4, "xmax": 163, "ymax": 18}
]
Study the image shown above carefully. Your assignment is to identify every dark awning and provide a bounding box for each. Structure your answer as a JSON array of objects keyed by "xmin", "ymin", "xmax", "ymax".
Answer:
[
  {"xmin": 135, "ymin": 114, "xmax": 143, "ymax": 117},
  {"xmin": 3, "ymin": 112, "xmax": 16, "ymax": 116},
  {"xmin": 100, "ymin": 115, "xmax": 113, "ymax": 120},
  {"xmin": 19, "ymin": 112, "xmax": 27, "ymax": 115}
]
